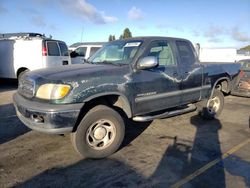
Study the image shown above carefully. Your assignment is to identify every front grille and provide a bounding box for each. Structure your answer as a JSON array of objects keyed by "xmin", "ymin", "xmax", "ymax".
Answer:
[{"xmin": 18, "ymin": 76, "xmax": 35, "ymax": 98}]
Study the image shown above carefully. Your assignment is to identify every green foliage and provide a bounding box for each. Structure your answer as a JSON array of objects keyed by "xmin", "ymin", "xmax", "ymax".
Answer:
[
  {"xmin": 240, "ymin": 45, "xmax": 250, "ymax": 51},
  {"xmin": 108, "ymin": 27, "xmax": 132, "ymax": 41},
  {"xmin": 108, "ymin": 35, "xmax": 116, "ymax": 42},
  {"xmin": 108, "ymin": 35, "xmax": 112, "ymax": 42},
  {"xmin": 122, "ymin": 28, "xmax": 132, "ymax": 39}
]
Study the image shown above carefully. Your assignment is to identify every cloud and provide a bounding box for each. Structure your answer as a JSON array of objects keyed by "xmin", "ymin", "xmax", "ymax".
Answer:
[
  {"xmin": 128, "ymin": 6, "xmax": 144, "ymax": 20},
  {"xmin": 202, "ymin": 25, "xmax": 227, "ymax": 43},
  {"xmin": 22, "ymin": 8, "xmax": 47, "ymax": 27},
  {"xmin": 31, "ymin": 15, "xmax": 46, "ymax": 27},
  {"xmin": 59, "ymin": 0, "xmax": 118, "ymax": 24},
  {"xmin": 22, "ymin": 8, "xmax": 39, "ymax": 15},
  {"xmin": 231, "ymin": 26, "xmax": 250, "ymax": 42},
  {"xmin": 202, "ymin": 25, "xmax": 250, "ymax": 44},
  {"xmin": 204, "ymin": 25, "xmax": 226, "ymax": 38},
  {"xmin": 0, "ymin": 3, "xmax": 7, "ymax": 14}
]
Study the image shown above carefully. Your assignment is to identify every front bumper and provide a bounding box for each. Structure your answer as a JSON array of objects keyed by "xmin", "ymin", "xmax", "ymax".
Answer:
[{"xmin": 13, "ymin": 93, "xmax": 84, "ymax": 134}]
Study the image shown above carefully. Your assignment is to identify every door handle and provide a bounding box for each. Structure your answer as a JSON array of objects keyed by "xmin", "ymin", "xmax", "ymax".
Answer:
[{"xmin": 63, "ymin": 61, "xmax": 68, "ymax": 65}]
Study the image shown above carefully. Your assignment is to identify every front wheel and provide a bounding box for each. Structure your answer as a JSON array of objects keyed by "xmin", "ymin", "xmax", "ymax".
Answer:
[
  {"xmin": 71, "ymin": 105, "xmax": 125, "ymax": 159},
  {"xmin": 197, "ymin": 89, "xmax": 224, "ymax": 119}
]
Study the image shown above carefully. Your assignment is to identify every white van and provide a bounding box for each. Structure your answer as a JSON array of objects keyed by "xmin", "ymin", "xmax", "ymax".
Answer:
[
  {"xmin": 69, "ymin": 42, "xmax": 104, "ymax": 64},
  {"xmin": 0, "ymin": 33, "xmax": 71, "ymax": 79}
]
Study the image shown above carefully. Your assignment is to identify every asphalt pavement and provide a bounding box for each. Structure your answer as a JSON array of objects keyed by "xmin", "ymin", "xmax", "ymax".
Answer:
[{"xmin": 0, "ymin": 80, "xmax": 249, "ymax": 188}]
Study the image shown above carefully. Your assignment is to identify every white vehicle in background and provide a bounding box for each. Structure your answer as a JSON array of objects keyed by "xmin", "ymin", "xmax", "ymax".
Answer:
[
  {"xmin": 0, "ymin": 33, "xmax": 71, "ymax": 79},
  {"xmin": 69, "ymin": 42, "xmax": 105, "ymax": 64},
  {"xmin": 195, "ymin": 44, "xmax": 250, "ymax": 63}
]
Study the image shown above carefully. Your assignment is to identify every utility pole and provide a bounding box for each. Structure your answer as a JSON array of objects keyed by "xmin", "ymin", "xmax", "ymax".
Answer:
[{"xmin": 81, "ymin": 26, "xmax": 84, "ymax": 42}]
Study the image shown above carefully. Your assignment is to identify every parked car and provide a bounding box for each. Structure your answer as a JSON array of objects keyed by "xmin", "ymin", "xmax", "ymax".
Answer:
[
  {"xmin": 0, "ymin": 32, "xmax": 70, "ymax": 79},
  {"xmin": 13, "ymin": 36, "xmax": 240, "ymax": 159},
  {"xmin": 69, "ymin": 42, "xmax": 105, "ymax": 64},
  {"xmin": 231, "ymin": 59, "xmax": 250, "ymax": 97}
]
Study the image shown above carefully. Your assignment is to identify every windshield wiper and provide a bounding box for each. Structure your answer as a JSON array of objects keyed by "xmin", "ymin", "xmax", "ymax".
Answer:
[{"xmin": 95, "ymin": 61, "xmax": 121, "ymax": 66}]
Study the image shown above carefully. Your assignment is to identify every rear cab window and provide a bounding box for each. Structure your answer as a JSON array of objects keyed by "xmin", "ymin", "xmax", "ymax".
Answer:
[{"xmin": 176, "ymin": 41, "xmax": 195, "ymax": 66}]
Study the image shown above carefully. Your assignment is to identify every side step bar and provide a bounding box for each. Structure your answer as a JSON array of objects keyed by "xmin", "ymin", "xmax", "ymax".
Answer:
[{"xmin": 133, "ymin": 104, "xmax": 197, "ymax": 122}]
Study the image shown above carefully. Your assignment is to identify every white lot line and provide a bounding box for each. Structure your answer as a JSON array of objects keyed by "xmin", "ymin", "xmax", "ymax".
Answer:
[{"xmin": 170, "ymin": 138, "xmax": 250, "ymax": 188}]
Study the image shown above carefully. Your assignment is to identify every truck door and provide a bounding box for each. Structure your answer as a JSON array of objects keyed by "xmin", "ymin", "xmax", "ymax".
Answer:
[
  {"xmin": 133, "ymin": 40, "xmax": 182, "ymax": 115},
  {"xmin": 175, "ymin": 40, "xmax": 203, "ymax": 104}
]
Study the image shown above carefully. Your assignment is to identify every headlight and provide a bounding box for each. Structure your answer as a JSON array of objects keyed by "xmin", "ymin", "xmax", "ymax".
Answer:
[{"xmin": 36, "ymin": 84, "xmax": 71, "ymax": 100}]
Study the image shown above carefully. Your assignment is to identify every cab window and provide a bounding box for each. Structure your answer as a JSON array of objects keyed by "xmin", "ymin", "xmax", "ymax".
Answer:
[
  {"xmin": 147, "ymin": 41, "xmax": 175, "ymax": 66},
  {"xmin": 75, "ymin": 47, "xmax": 87, "ymax": 57},
  {"xmin": 176, "ymin": 41, "xmax": 195, "ymax": 65}
]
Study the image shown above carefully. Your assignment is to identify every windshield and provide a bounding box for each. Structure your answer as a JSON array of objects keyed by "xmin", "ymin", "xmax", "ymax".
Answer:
[
  {"xmin": 88, "ymin": 40, "xmax": 142, "ymax": 65},
  {"xmin": 241, "ymin": 60, "xmax": 250, "ymax": 70}
]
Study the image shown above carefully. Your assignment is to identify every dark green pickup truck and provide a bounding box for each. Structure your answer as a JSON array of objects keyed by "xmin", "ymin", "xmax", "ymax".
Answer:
[{"xmin": 13, "ymin": 37, "xmax": 240, "ymax": 158}]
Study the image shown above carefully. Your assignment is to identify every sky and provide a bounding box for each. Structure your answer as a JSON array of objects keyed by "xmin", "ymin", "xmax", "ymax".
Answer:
[{"xmin": 0, "ymin": 0, "xmax": 249, "ymax": 48}]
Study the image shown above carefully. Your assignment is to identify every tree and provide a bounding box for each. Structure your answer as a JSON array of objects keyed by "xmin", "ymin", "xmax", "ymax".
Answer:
[
  {"xmin": 108, "ymin": 28, "xmax": 132, "ymax": 41},
  {"xmin": 108, "ymin": 35, "xmax": 112, "ymax": 42},
  {"xmin": 108, "ymin": 35, "xmax": 116, "ymax": 41},
  {"xmin": 240, "ymin": 45, "xmax": 250, "ymax": 51},
  {"xmin": 122, "ymin": 28, "xmax": 132, "ymax": 39}
]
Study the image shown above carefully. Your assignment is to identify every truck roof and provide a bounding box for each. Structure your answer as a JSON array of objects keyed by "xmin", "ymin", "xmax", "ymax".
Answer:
[
  {"xmin": 70, "ymin": 42, "xmax": 106, "ymax": 48},
  {"xmin": 0, "ymin": 32, "xmax": 44, "ymax": 39},
  {"xmin": 0, "ymin": 33, "xmax": 66, "ymax": 44},
  {"xmin": 117, "ymin": 36, "xmax": 190, "ymax": 42}
]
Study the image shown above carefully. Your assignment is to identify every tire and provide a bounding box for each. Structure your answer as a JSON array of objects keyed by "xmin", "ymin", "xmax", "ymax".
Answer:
[
  {"xmin": 197, "ymin": 89, "xmax": 224, "ymax": 119},
  {"xmin": 71, "ymin": 105, "xmax": 125, "ymax": 159}
]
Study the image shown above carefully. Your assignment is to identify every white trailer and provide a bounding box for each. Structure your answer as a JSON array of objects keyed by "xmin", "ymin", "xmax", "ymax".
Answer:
[{"xmin": 199, "ymin": 48, "xmax": 237, "ymax": 63}]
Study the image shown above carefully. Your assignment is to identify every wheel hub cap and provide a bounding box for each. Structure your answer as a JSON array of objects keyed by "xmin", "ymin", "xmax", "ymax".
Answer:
[
  {"xmin": 207, "ymin": 96, "xmax": 220, "ymax": 114},
  {"xmin": 93, "ymin": 127, "xmax": 106, "ymax": 140},
  {"xmin": 86, "ymin": 119, "xmax": 116, "ymax": 150}
]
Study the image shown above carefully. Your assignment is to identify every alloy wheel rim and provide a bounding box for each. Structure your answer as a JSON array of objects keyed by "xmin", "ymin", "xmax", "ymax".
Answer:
[
  {"xmin": 207, "ymin": 96, "xmax": 220, "ymax": 115},
  {"xmin": 86, "ymin": 119, "xmax": 116, "ymax": 150}
]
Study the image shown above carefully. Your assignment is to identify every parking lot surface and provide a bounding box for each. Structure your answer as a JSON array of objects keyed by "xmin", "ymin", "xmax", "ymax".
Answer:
[{"xmin": 0, "ymin": 80, "xmax": 249, "ymax": 188}]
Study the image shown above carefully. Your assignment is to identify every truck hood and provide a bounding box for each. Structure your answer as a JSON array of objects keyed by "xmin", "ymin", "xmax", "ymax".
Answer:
[
  {"xmin": 29, "ymin": 63, "xmax": 129, "ymax": 82},
  {"xmin": 24, "ymin": 63, "xmax": 132, "ymax": 103}
]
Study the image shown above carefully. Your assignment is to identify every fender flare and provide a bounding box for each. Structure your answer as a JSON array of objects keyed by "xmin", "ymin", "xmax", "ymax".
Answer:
[
  {"xmin": 210, "ymin": 76, "xmax": 231, "ymax": 98},
  {"xmin": 84, "ymin": 92, "xmax": 132, "ymax": 118}
]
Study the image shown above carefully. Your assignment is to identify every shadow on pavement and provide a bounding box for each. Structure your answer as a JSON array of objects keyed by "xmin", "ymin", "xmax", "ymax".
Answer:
[
  {"xmin": 122, "ymin": 119, "xmax": 152, "ymax": 148},
  {"xmin": 0, "ymin": 103, "xmax": 30, "ymax": 144},
  {"xmin": 15, "ymin": 115, "xmax": 250, "ymax": 188},
  {"xmin": 224, "ymin": 155, "xmax": 250, "ymax": 187}
]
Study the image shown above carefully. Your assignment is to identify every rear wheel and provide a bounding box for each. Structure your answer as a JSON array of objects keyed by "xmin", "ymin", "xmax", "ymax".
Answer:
[
  {"xmin": 71, "ymin": 105, "xmax": 125, "ymax": 159},
  {"xmin": 197, "ymin": 89, "xmax": 224, "ymax": 119}
]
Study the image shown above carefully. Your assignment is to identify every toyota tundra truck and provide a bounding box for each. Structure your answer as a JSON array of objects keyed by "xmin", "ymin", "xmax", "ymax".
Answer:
[{"xmin": 13, "ymin": 37, "xmax": 240, "ymax": 158}]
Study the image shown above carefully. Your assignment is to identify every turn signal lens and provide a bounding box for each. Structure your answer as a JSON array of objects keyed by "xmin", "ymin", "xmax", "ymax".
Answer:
[{"xmin": 36, "ymin": 84, "xmax": 71, "ymax": 100}]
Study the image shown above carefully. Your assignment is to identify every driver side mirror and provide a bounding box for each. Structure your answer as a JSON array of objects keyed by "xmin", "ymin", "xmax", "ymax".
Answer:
[{"xmin": 137, "ymin": 56, "xmax": 158, "ymax": 70}]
